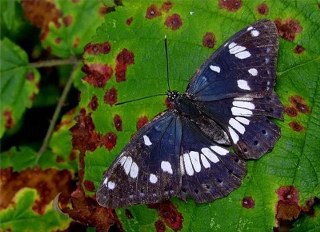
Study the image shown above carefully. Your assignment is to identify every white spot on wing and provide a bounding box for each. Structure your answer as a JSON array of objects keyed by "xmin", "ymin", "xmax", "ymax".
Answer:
[
  {"xmin": 108, "ymin": 181, "xmax": 116, "ymax": 190},
  {"xmin": 200, "ymin": 153, "xmax": 211, "ymax": 168},
  {"xmin": 233, "ymin": 101, "xmax": 255, "ymax": 109},
  {"xmin": 229, "ymin": 118, "xmax": 246, "ymax": 134},
  {"xmin": 235, "ymin": 51, "xmax": 251, "ymax": 59},
  {"xmin": 183, "ymin": 153, "xmax": 194, "ymax": 176},
  {"xmin": 103, "ymin": 177, "xmax": 108, "ymax": 186},
  {"xmin": 251, "ymin": 30, "xmax": 260, "ymax": 37},
  {"xmin": 228, "ymin": 126, "xmax": 239, "ymax": 143},
  {"xmin": 248, "ymin": 68, "xmax": 258, "ymax": 76},
  {"xmin": 149, "ymin": 174, "xmax": 158, "ymax": 184},
  {"xmin": 237, "ymin": 80, "xmax": 251, "ymax": 90},
  {"xmin": 189, "ymin": 151, "xmax": 201, "ymax": 173},
  {"xmin": 235, "ymin": 116, "xmax": 250, "ymax": 125},
  {"xmin": 129, "ymin": 161, "xmax": 139, "ymax": 178},
  {"xmin": 234, "ymin": 97, "xmax": 253, "ymax": 101},
  {"xmin": 201, "ymin": 147, "xmax": 219, "ymax": 163},
  {"xmin": 143, "ymin": 135, "xmax": 152, "ymax": 146},
  {"xmin": 229, "ymin": 45, "xmax": 246, "ymax": 54},
  {"xmin": 231, "ymin": 107, "xmax": 253, "ymax": 116},
  {"xmin": 228, "ymin": 42, "xmax": 237, "ymax": 49},
  {"xmin": 161, "ymin": 161, "xmax": 173, "ymax": 174},
  {"xmin": 180, "ymin": 156, "xmax": 185, "ymax": 175},
  {"xmin": 119, "ymin": 156, "xmax": 127, "ymax": 166},
  {"xmin": 247, "ymin": 26, "xmax": 253, "ymax": 31},
  {"xmin": 209, "ymin": 65, "xmax": 221, "ymax": 73},
  {"xmin": 210, "ymin": 146, "xmax": 229, "ymax": 156},
  {"xmin": 123, "ymin": 156, "xmax": 133, "ymax": 175}
]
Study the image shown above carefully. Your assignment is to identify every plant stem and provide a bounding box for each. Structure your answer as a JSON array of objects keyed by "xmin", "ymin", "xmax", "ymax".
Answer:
[
  {"xmin": 36, "ymin": 61, "xmax": 80, "ymax": 163},
  {"xmin": 31, "ymin": 58, "xmax": 79, "ymax": 68}
]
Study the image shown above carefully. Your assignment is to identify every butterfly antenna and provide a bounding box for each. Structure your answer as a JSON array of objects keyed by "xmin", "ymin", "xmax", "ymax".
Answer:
[
  {"xmin": 165, "ymin": 35, "xmax": 171, "ymax": 91},
  {"xmin": 115, "ymin": 93, "xmax": 167, "ymax": 106}
]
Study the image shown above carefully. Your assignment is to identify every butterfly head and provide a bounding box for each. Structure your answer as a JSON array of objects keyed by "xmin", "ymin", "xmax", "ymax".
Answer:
[{"xmin": 167, "ymin": 90, "xmax": 180, "ymax": 102}]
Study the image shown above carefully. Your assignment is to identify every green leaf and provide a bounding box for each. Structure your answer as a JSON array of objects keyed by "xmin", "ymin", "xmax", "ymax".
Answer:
[
  {"xmin": 291, "ymin": 205, "xmax": 320, "ymax": 232},
  {"xmin": 0, "ymin": 188, "xmax": 70, "ymax": 232},
  {"xmin": 1, "ymin": 107, "xmax": 78, "ymax": 172},
  {"xmin": 42, "ymin": 0, "xmax": 112, "ymax": 58},
  {"xmin": 75, "ymin": 0, "xmax": 320, "ymax": 231},
  {"xmin": 0, "ymin": 38, "xmax": 40, "ymax": 138}
]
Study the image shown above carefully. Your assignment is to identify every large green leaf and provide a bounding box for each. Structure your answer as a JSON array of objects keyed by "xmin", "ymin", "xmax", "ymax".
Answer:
[
  {"xmin": 41, "ymin": 0, "xmax": 114, "ymax": 58},
  {"xmin": 0, "ymin": 38, "xmax": 40, "ymax": 138},
  {"xmin": 0, "ymin": 188, "xmax": 70, "ymax": 231},
  {"xmin": 73, "ymin": 0, "xmax": 320, "ymax": 231}
]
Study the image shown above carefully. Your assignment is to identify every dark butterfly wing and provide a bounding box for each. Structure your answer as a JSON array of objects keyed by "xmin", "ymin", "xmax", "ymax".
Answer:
[
  {"xmin": 186, "ymin": 19, "xmax": 283, "ymax": 159},
  {"xmin": 96, "ymin": 111, "xmax": 183, "ymax": 208},
  {"xmin": 198, "ymin": 92, "xmax": 283, "ymax": 159},
  {"xmin": 177, "ymin": 116, "xmax": 246, "ymax": 203},
  {"xmin": 187, "ymin": 19, "xmax": 278, "ymax": 101}
]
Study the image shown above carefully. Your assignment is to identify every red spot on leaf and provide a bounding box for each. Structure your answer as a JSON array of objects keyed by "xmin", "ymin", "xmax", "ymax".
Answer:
[
  {"xmin": 99, "ymin": 6, "xmax": 109, "ymax": 15},
  {"xmin": 26, "ymin": 71, "xmax": 35, "ymax": 81},
  {"xmin": 69, "ymin": 150, "xmax": 77, "ymax": 161},
  {"xmin": 114, "ymin": 114, "xmax": 122, "ymax": 131},
  {"xmin": 274, "ymin": 18, "xmax": 302, "ymax": 41},
  {"xmin": 0, "ymin": 168, "xmax": 73, "ymax": 215},
  {"xmin": 84, "ymin": 180, "xmax": 95, "ymax": 192},
  {"xmin": 82, "ymin": 64, "xmax": 113, "ymax": 88},
  {"xmin": 104, "ymin": 87, "xmax": 118, "ymax": 106},
  {"xmin": 115, "ymin": 48, "xmax": 135, "ymax": 82},
  {"xmin": 21, "ymin": 0, "xmax": 62, "ymax": 40},
  {"xmin": 219, "ymin": 0, "xmax": 242, "ymax": 12},
  {"xmin": 155, "ymin": 220, "xmax": 166, "ymax": 232},
  {"xmin": 242, "ymin": 196, "xmax": 255, "ymax": 209},
  {"xmin": 88, "ymin": 95, "xmax": 98, "ymax": 111},
  {"xmin": 101, "ymin": 42, "xmax": 111, "ymax": 54},
  {"xmin": 137, "ymin": 116, "xmax": 149, "ymax": 130},
  {"xmin": 126, "ymin": 17, "xmax": 133, "ymax": 25},
  {"xmin": 101, "ymin": 132, "xmax": 117, "ymax": 150},
  {"xmin": 125, "ymin": 209, "xmax": 134, "ymax": 219},
  {"xmin": 84, "ymin": 42, "xmax": 111, "ymax": 55},
  {"xmin": 62, "ymin": 188, "xmax": 120, "ymax": 231},
  {"xmin": 165, "ymin": 13, "xmax": 182, "ymax": 30},
  {"xmin": 54, "ymin": 37, "xmax": 62, "ymax": 44},
  {"xmin": 56, "ymin": 155, "xmax": 64, "ymax": 163},
  {"xmin": 146, "ymin": 4, "xmax": 162, "ymax": 19},
  {"xmin": 293, "ymin": 45, "xmax": 305, "ymax": 54},
  {"xmin": 276, "ymin": 186, "xmax": 301, "ymax": 221},
  {"xmin": 117, "ymin": 48, "xmax": 135, "ymax": 65},
  {"xmin": 203, "ymin": 32, "xmax": 216, "ymax": 48},
  {"xmin": 289, "ymin": 95, "xmax": 311, "ymax": 114},
  {"xmin": 149, "ymin": 201, "xmax": 183, "ymax": 231},
  {"xmin": 63, "ymin": 15, "xmax": 72, "ymax": 27},
  {"xmin": 70, "ymin": 109, "xmax": 100, "ymax": 152},
  {"xmin": 289, "ymin": 121, "xmax": 304, "ymax": 132},
  {"xmin": 161, "ymin": 1, "xmax": 173, "ymax": 12},
  {"xmin": 3, "ymin": 110, "xmax": 14, "ymax": 129},
  {"xmin": 257, "ymin": 2, "xmax": 269, "ymax": 15},
  {"xmin": 285, "ymin": 106, "xmax": 298, "ymax": 117}
]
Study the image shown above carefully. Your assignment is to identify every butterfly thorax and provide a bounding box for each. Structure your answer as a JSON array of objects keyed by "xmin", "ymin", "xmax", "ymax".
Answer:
[{"xmin": 167, "ymin": 90, "xmax": 201, "ymax": 118}]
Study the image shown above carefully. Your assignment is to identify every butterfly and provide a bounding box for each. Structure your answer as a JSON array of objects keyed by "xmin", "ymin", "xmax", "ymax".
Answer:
[{"xmin": 96, "ymin": 19, "xmax": 283, "ymax": 208}]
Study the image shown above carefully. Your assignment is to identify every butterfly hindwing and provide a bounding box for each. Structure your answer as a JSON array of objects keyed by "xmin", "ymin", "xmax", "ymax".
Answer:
[
  {"xmin": 177, "ymin": 116, "xmax": 246, "ymax": 203},
  {"xmin": 187, "ymin": 19, "xmax": 278, "ymax": 101},
  {"xmin": 96, "ymin": 111, "xmax": 182, "ymax": 208}
]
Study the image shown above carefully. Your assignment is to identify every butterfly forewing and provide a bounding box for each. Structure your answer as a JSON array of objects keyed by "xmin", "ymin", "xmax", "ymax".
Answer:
[
  {"xmin": 96, "ymin": 111, "xmax": 182, "ymax": 208},
  {"xmin": 187, "ymin": 19, "xmax": 278, "ymax": 101}
]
